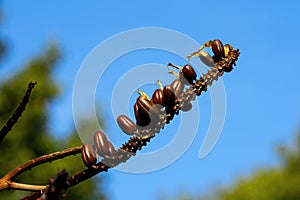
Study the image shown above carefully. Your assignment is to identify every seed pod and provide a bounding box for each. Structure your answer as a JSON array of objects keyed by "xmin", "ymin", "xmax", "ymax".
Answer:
[
  {"xmin": 136, "ymin": 95, "xmax": 152, "ymax": 110},
  {"xmin": 211, "ymin": 39, "xmax": 225, "ymax": 58},
  {"xmin": 181, "ymin": 102, "xmax": 192, "ymax": 112},
  {"xmin": 163, "ymin": 85, "xmax": 176, "ymax": 108},
  {"xmin": 136, "ymin": 96, "xmax": 151, "ymax": 111},
  {"xmin": 82, "ymin": 144, "xmax": 97, "ymax": 168},
  {"xmin": 170, "ymin": 79, "xmax": 184, "ymax": 97},
  {"xmin": 198, "ymin": 50, "xmax": 215, "ymax": 67},
  {"xmin": 117, "ymin": 115, "xmax": 137, "ymax": 135},
  {"xmin": 152, "ymin": 89, "xmax": 164, "ymax": 106},
  {"xmin": 94, "ymin": 130, "xmax": 110, "ymax": 157},
  {"xmin": 180, "ymin": 64, "xmax": 197, "ymax": 85},
  {"xmin": 107, "ymin": 141, "xmax": 116, "ymax": 156},
  {"xmin": 134, "ymin": 102, "xmax": 151, "ymax": 127},
  {"xmin": 136, "ymin": 95, "xmax": 160, "ymax": 117}
]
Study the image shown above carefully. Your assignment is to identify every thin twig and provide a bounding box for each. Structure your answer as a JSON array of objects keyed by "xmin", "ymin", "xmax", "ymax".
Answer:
[
  {"xmin": 0, "ymin": 81, "xmax": 37, "ymax": 143},
  {"xmin": 7, "ymin": 182, "xmax": 46, "ymax": 192},
  {"xmin": 0, "ymin": 146, "xmax": 82, "ymax": 191}
]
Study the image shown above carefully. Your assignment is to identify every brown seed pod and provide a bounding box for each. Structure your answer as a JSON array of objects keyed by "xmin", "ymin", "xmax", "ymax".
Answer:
[
  {"xmin": 136, "ymin": 95, "xmax": 160, "ymax": 117},
  {"xmin": 152, "ymin": 89, "xmax": 164, "ymax": 106},
  {"xmin": 180, "ymin": 64, "xmax": 197, "ymax": 85},
  {"xmin": 117, "ymin": 115, "xmax": 137, "ymax": 135},
  {"xmin": 94, "ymin": 130, "xmax": 110, "ymax": 157},
  {"xmin": 107, "ymin": 141, "xmax": 116, "ymax": 156},
  {"xmin": 170, "ymin": 79, "xmax": 184, "ymax": 97},
  {"xmin": 82, "ymin": 144, "xmax": 97, "ymax": 168},
  {"xmin": 136, "ymin": 95, "xmax": 152, "ymax": 109},
  {"xmin": 212, "ymin": 39, "xmax": 225, "ymax": 58},
  {"xmin": 134, "ymin": 102, "xmax": 151, "ymax": 127},
  {"xmin": 163, "ymin": 85, "xmax": 176, "ymax": 109},
  {"xmin": 136, "ymin": 96, "xmax": 159, "ymax": 115},
  {"xmin": 198, "ymin": 50, "xmax": 215, "ymax": 67}
]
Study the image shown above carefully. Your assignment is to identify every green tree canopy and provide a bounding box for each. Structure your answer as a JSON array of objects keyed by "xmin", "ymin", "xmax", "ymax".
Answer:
[
  {"xmin": 170, "ymin": 130, "xmax": 300, "ymax": 200},
  {"xmin": 218, "ymin": 131, "xmax": 300, "ymax": 200},
  {"xmin": 0, "ymin": 34, "xmax": 105, "ymax": 200}
]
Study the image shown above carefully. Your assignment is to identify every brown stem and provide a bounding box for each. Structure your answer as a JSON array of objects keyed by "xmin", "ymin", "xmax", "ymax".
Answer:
[
  {"xmin": 0, "ymin": 146, "xmax": 82, "ymax": 191},
  {"xmin": 37, "ymin": 170, "xmax": 69, "ymax": 200},
  {"xmin": 0, "ymin": 81, "xmax": 37, "ymax": 143}
]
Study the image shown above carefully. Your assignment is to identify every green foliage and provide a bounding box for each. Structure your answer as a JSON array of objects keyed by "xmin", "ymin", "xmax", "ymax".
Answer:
[
  {"xmin": 171, "ymin": 131, "xmax": 300, "ymax": 200},
  {"xmin": 0, "ymin": 44, "xmax": 105, "ymax": 199},
  {"xmin": 218, "ymin": 132, "xmax": 300, "ymax": 200}
]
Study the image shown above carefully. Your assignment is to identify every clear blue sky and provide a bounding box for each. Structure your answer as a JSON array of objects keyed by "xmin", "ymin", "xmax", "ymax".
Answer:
[{"xmin": 1, "ymin": 1, "xmax": 300, "ymax": 199}]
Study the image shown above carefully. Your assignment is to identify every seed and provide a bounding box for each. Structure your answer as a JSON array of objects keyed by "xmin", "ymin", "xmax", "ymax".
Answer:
[
  {"xmin": 181, "ymin": 64, "xmax": 197, "ymax": 85},
  {"xmin": 134, "ymin": 102, "xmax": 151, "ymax": 127},
  {"xmin": 163, "ymin": 85, "xmax": 176, "ymax": 108},
  {"xmin": 117, "ymin": 115, "xmax": 137, "ymax": 135},
  {"xmin": 152, "ymin": 89, "xmax": 164, "ymax": 106},
  {"xmin": 198, "ymin": 50, "xmax": 215, "ymax": 67},
  {"xmin": 82, "ymin": 144, "xmax": 97, "ymax": 168},
  {"xmin": 212, "ymin": 39, "xmax": 225, "ymax": 58},
  {"xmin": 137, "ymin": 95, "xmax": 152, "ymax": 109},
  {"xmin": 170, "ymin": 79, "xmax": 184, "ymax": 97},
  {"xmin": 94, "ymin": 130, "xmax": 110, "ymax": 157},
  {"xmin": 136, "ymin": 95, "xmax": 160, "ymax": 116},
  {"xmin": 136, "ymin": 95, "xmax": 160, "ymax": 124},
  {"xmin": 107, "ymin": 141, "xmax": 116, "ymax": 156}
]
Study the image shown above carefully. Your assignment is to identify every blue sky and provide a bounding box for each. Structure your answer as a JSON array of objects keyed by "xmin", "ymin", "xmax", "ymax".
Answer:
[{"xmin": 1, "ymin": 1, "xmax": 300, "ymax": 200}]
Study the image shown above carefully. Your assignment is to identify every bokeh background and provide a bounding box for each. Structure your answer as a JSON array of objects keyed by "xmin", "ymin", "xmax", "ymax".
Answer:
[{"xmin": 1, "ymin": 0, "xmax": 300, "ymax": 199}]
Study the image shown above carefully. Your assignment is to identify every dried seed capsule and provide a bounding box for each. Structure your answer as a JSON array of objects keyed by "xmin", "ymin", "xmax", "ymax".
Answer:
[
  {"xmin": 134, "ymin": 102, "xmax": 151, "ymax": 127},
  {"xmin": 117, "ymin": 115, "xmax": 137, "ymax": 135},
  {"xmin": 170, "ymin": 79, "xmax": 184, "ymax": 97},
  {"xmin": 163, "ymin": 85, "xmax": 176, "ymax": 108},
  {"xmin": 180, "ymin": 64, "xmax": 197, "ymax": 85},
  {"xmin": 181, "ymin": 102, "xmax": 192, "ymax": 112},
  {"xmin": 107, "ymin": 141, "xmax": 116, "ymax": 156},
  {"xmin": 136, "ymin": 95, "xmax": 160, "ymax": 117},
  {"xmin": 212, "ymin": 39, "xmax": 225, "ymax": 58},
  {"xmin": 82, "ymin": 144, "xmax": 97, "ymax": 168},
  {"xmin": 167, "ymin": 63, "xmax": 196, "ymax": 85},
  {"xmin": 136, "ymin": 95, "xmax": 152, "ymax": 110},
  {"xmin": 94, "ymin": 130, "xmax": 110, "ymax": 157},
  {"xmin": 198, "ymin": 50, "xmax": 215, "ymax": 67},
  {"xmin": 152, "ymin": 89, "xmax": 164, "ymax": 105}
]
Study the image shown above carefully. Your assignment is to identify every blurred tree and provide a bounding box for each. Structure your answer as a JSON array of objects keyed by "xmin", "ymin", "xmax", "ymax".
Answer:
[
  {"xmin": 0, "ymin": 9, "xmax": 106, "ymax": 200},
  {"xmin": 171, "ymin": 131, "xmax": 300, "ymax": 200},
  {"xmin": 218, "ymin": 131, "xmax": 300, "ymax": 200}
]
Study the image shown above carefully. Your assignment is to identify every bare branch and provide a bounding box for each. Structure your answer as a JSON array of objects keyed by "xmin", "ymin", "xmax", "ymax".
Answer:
[
  {"xmin": 0, "ymin": 146, "xmax": 81, "ymax": 191},
  {"xmin": 0, "ymin": 81, "xmax": 37, "ymax": 143}
]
